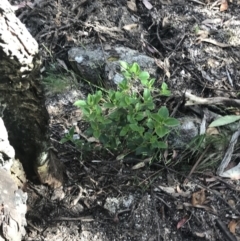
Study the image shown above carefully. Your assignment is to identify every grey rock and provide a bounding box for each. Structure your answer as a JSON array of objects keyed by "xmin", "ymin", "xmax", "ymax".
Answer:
[
  {"xmin": 169, "ymin": 116, "xmax": 201, "ymax": 148},
  {"xmin": 104, "ymin": 195, "xmax": 134, "ymax": 215},
  {"xmin": 68, "ymin": 45, "xmax": 157, "ymax": 88}
]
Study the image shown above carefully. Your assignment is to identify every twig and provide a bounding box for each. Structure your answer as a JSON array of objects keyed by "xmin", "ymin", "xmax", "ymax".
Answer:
[
  {"xmin": 185, "ymin": 91, "xmax": 240, "ymax": 107},
  {"xmin": 52, "ymin": 216, "xmax": 94, "ymax": 222},
  {"xmin": 156, "ymin": 23, "xmax": 173, "ymax": 51}
]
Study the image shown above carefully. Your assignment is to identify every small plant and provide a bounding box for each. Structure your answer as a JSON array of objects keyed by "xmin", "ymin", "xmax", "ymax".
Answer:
[
  {"xmin": 42, "ymin": 63, "xmax": 78, "ymax": 94},
  {"xmin": 160, "ymin": 82, "xmax": 171, "ymax": 96},
  {"xmin": 62, "ymin": 61, "xmax": 179, "ymax": 157}
]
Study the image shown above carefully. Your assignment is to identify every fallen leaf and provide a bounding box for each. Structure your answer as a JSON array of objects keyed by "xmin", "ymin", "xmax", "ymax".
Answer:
[
  {"xmin": 122, "ymin": 24, "xmax": 138, "ymax": 31},
  {"xmin": 206, "ymin": 127, "xmax": 219, "ymax": 135},
  {"xmin": 177, "ymin": 216, "xmax": 189, "ymax": 229},
  {"xmin": 132, "ymin": 161, "xmax": 145, "ymax": 170},
  {"xmin": 220, "ymin": 163, "xmax": 240, "ymax": 180},
  {"xmin": 227, "ymin": 199, "xmax": 235, "ymax": 208},
  {"xmin": 228, "ymin": 220, "xmax": 238, "ymax": 234},
  {"xmin": 155, "ymin": 58, "xmax": 171, "ymax": 78},
  {"xmin": 57, "ymin": 58, "xmax": 68, "ymax": 71},
  {"xmin": 157, "ymin": 186, "xmax": 191, "ymax": 197},
  {"xmin": 127, "ymin": 0, "xmax": 137, "ymax": 12},
  {"xmin": 220, "ymin": 0, "xmax": 228, "ymax": 11},
  {"xmin": 142, "ymin": 0, "xmax": 153, "ymax": 10},
  {"xmin": 198, "ymin": 38, "xmax": 232, "ymax": 48},
  {"xmin": 192, "ymin": 189, "xmax": 206, "ymax": 206}
]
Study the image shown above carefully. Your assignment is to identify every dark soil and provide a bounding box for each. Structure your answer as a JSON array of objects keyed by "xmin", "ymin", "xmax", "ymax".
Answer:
[{"xmin": 10, "ymin": 0, "xmax": 240, "ymax": 240}]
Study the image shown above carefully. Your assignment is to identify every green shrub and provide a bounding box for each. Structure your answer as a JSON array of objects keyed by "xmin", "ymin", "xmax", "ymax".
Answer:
[{"xmin": 61, "ymin": 61, "xmax": 179, "ymax": 157}]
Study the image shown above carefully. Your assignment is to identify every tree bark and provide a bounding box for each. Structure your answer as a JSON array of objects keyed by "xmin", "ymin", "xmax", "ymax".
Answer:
[{"xmin": 0, "ymin": 0, "xmax": 63, "ymax": 188}]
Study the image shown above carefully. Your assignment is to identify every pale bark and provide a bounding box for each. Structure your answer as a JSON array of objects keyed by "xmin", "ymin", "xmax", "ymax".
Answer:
[{"xmin": 0, "ymin": 0, "xmax": 63, "ymax": 188}]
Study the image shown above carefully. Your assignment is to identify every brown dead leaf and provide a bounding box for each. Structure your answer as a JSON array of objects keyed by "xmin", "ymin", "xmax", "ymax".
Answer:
[
  {"xmin": 220, "ymin": 0, "xmax": 228, "ymax": 11},
  {"xmin": 228, "ymin": 220, "xmax": 238, "ymax": 234},
  {"xmin": 206, "ymin": 127, "xmax": 219, "ymax": 135},
  {"xmin": 192, "ymin": 189, "xmax": 206, "ymax": 206},
  {"xmin": 155, "ymin": 58, "xmax": 171, "ymax": 78},
  {"xmin": 227, "ymin": 199, "xmax": 235, "ymax": 208}
]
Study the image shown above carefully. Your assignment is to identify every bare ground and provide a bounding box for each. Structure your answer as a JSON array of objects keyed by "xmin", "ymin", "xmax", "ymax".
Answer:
[{"xmin": 9, "ymin": 0, "xmax": 240, "ymax": 240}]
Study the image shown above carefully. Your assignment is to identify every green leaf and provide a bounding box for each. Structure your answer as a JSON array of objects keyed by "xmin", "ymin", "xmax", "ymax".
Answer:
[
  {"xmin": 135, "ymin": 102, "xmax": 141, "ymax": 111},
  {"xmin": 127, "ymin": 114, "xmax": 136, "ymax": 124},
  {"xmin": 129, "ymin": 62, "xmax": 140, "ymax": 74},
  {"xmin": 143, "ymin": 89, "xmax": 151, "ymax": 101},
  {"xmin": 135, "ymin": 113, "xmax": 145, "ymax": 121},
  {"xmin": 129, "ymin": 124, "xmax": 143, "ymax": 134},
  {"xmin": 81, "ymin": 107, "xmax": 90, "ymax": 116},
  {"xmin": 120, "ymin": 61, "xmax": 128, "ymax": 70},
  {"xmin": 122, "ymin": 71, "xmax": 131, "ymax": 80},
  {"xmin": 160, "ymin": 82, "xmax": 171, "ymax": 96},
  {"xmin": 115, "ymin": 91, "xmax": 122, "ymax": 101},
  {"xmin": 150, "ymin": 135, "xmax": 158, "ymax": 144},
  {"xmin": 140, "ymin": 78, "xmax": 148, "ymax": 86},
  {"xmin": 135, "ymin": 146, "xmax": 150, "ymax": 156},
  {"xmin": 209, "ymin": 115, "xmax": 240, "ymax": 127},
  {"xmin": 60, "ymin": 137, "xmax": 69, "ymax": 144},
  {"xmin": 93, "ymin": 129, "xmax": 100, "ymax": 139},
  {"xmin": 139, "ymin": 71, "xmax": 150, "ymax": 83},
  {"xmin": 119, "ymin": 79, "xmax": 128, "ymax": 91},
  {"xmin": 161, "ymin": 82, "xmax": 168, "ymax": 91},
  {"xmin": 144, "ymin": 132, "xmax": 152, "ymax": 140},
  {"xmin": 69, "ymin": 127, "xmax": 75, "ymax": 136},
  {"xmin": 146, "ymin": 118, "xmax": 154, "ymax": 129},
  {"xmin": 74, "ymin": 100, "xmax": 86, "ymax": 107},
  {"xmin": 150, "ymin": 113, "xmax": 164, "ymax": 123},
  {"xmin": 87, "ymin": 95, "xmax": 94, "ymax": 105},
  {"xmin": 104, "ymin": 102, "xmax": 115, "ymax": 108},
  {"xmin": 150, "ymin": 139, "xmax": 167, "ymax": 149},
  {"xmin": 158, "ymin": 106, "xmax": 169, "ymax": 118},
  {"xmin": 94, "ymin": 90, "xmax": 102, "ymax": 104},
  {"xmin": 120, "ymin": 126, "xmax": 129, "ymax": 136},
  {"xmin": 145, "ymin": 101, "xmax": 155, "ymax": 110},
  {"xmin": 149, "ymin": 78, "xmax": 155, "ymax": 87},
  {"xmin": 155, "ymin": 126, "xmax": 170, "ymax": 138},
  {"xmin": 160, "ymin": 89, "xmax": 171, "ymax": 97},
  {"xmin": 164, "ymin": 118, "xmax": 179, "ymax": 127},
  {"xmin": 157, "ymin": 141, "xmax": 168, "ymax": 149}
]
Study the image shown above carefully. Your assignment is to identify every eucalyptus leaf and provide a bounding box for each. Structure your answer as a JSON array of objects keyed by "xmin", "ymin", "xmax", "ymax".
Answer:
[{"xmin": 209, "ymin": 115, "xmax": 240, "ymax": 127}]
